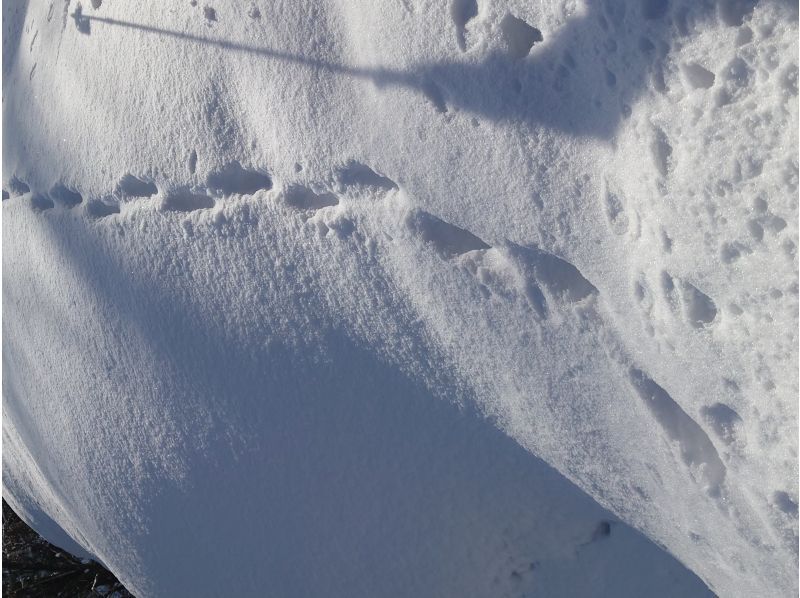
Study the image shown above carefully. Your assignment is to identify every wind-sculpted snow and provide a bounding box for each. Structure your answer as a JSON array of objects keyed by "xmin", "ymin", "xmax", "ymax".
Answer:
[{"xmin": 3, "ymin": 0, "xmax": 797, "ymax": 596}]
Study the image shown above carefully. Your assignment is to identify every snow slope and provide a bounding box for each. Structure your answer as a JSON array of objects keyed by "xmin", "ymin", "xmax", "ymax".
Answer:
[{"xmin": 2, "ymin": 0, "xmax": 797, "ymax": 596}]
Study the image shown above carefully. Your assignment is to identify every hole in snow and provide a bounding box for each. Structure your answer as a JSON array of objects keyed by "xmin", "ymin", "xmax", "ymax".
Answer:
[
  {"xmin": 651, "ymin": 127, "xmax": 672, "ymax": 177},
  {"xmin": 31, "ymin": 193, "xmax": 54, "ymax": 211},
  {"xmin": 451, "ymin": 0, "xmax": 478, "ymax": 51},
  {"xmin": 682, "ymin": 282, "xmax": 717, "ymax": 328},
  {"xmin": 773, "ymin": 491, "xmax": 799, "ymax": 518},
  {"xmin": 204, "ymin": 6, "xmax": 217, "ymax": 21},
  {"xmin": 161, "ymin": 190, "xmax": 215, "ymax": 212},
  {"xmin": 681, "ymin": 63, "xmax": 716, "ymax": 89},
  {"xmin": 512, "ymin": 245, "xmax": 598, "ymax": 303},
  {"xmin": 764, "ymin": 214, "xmax": 787, "ymax": 233},
  {"xmin": 206, "ymin": 162, "xmax": 272, "ymax": 196},
  {"xmin": 284, "ymin": 185, "xmax": 339, "ymax": 211},
  {"xmin": 524, "ymin": 281, "xmax": 548, "ymax": 319},
  {"xmin": 700, "ymin": 403, "xmax": 742, "ymax": 445},
  {"xmin": 408, "ymin": 210, "xmax": 490, "ymax": 258},
  {"xmin": 86, "ymin": 199, "xmax": 120, "ymax": 218},
  {"xmin": 49, "ymin": 184, "xmax": 83, "ymax": 208},
  {"xmin": 720, "ymin": 242, "xmax": 748, "ymax": 264},
  {"xmin": 629, "ymin": 368, "xmax": 726, "ymax": 495},
  {"xmin": 188, "ymin": 150, "xmax": 198, "ymax": 175},
  {"xmin": 603, "ymin": 184, "xmax": 628, "ymax": 235},
  {"xmin": 8, "ymin": 176, "xmax": 30, "ymax": 196},
  {"xmin": 661, "ymin": 230, "xmax": 673, "ymax": 253},
  {"xmin": 338, "ymin": 162, "xmax": 398, "ymax": 191},
  {"xmin": 747, "ymin": 219, "xmax": 764, "ymax": 241},
  {"xmin": 500, "ymin": 14, "xmax": 543, "ymax": 60},
  {"xmin": 117, "ymin": 174, "xmax": 158, "ymax": 198}
]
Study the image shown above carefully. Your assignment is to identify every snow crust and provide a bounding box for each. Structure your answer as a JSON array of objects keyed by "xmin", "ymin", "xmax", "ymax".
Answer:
[{"xmin": 2, "ymin": 0, "xmax": 797, "ymax": 596}]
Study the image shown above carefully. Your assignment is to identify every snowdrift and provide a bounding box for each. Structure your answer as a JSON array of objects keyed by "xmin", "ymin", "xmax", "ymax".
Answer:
[{"xmin": 3, "ymin": 0, "xmax": 797, "ymax": 596}]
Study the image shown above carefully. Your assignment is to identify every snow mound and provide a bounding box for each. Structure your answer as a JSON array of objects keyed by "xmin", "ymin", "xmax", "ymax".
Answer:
[{"xmin": 3, "ymin": 0, "xmax": 797, "ymax": 596}]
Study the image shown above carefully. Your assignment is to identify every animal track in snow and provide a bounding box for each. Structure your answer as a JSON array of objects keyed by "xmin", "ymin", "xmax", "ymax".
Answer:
[
  {"xmin": 509, "ymin": 243, "xmax": 598, "ymax": 304},
  {"xmin": 681, "ymin": 282, "xmax": 717, "ymax": 328},
  {"xmin": 650, "ymin": 126, "xmax": 672, "ymax": 178},
  {"xmin": 405, "ymin": 210, "xmax": 597, "ymax": 318},
  {"xmin": 337, "ymin": 161, "xmax": 398, "ymax": 192},
  {"xmin": 283, "ymin": 185, "xmax": 339, "ymax": 211},
  {"xmin": 661, "ymin": 229, "xmax": 673, "ymax": 253},
  {"xmin": 117, "ymin": 174, "xmax": 158, "ymax": 198},
  {"xmin": 746, "ymin": 197, "xmax": 788, "ymax": 243},
  {"xmin": 188, "ymin": 150, "xmax": 198, "ymax": 174},
  {"xmin": 601, "ymin": 178, "xmax": 629, "ymax": 235},
  {"xmin": 772, "ymin": 491, "xmax": 799, "ymax": 518},
  {"xmin": 657, "ymin": 271, "xmax": 682, "ymax": 316},
  {"xmin": 499, "ymin": 14, "xmax": 542, "ymax": 60},
  {"xmin": 30, "ymin": 193, "xmax": 54, "ymax": 211},
  {"xmin": 700, "ymin": 403, "xmax": 743, "ymax": 446},
  {"xmin": 49, "ymin": 184, "xmax": 83, "ymax": 208},
  {"xmin": 86, "ymin": 199, "xmax": 120, "ymax": 219},
  {"xmin": 628, "ymin": 367, "xmax": 726, "ymax": 496},
  {"xmin": 406, "ymin": 210, "xmax": 489, "ymax": 258},
  {"xmin": 720, "ymin": 241, "xmax": 750, "ymax": 264},
  {"xmin": 160, "ymin": 189, "xmax": 215, "ymax": 213},
  {"xmin": 10, "ymin": 163, "xmax": 598, "ymax": 328},
  {"xmin": 459, "ymin": 247, "xmax": 545, "ymax": 312},
  {"xmin": 206, "ymin": 161, "xmax": 272, "ymax": 196},
  {"xmin": 450, "ymin": 0, "xmax": 478, "ymax": 51},
  {"xmin": 8, "ymin": 176, "xmax": 30, "ymax": 196},
  {"xmin": 405, "ymin": 211, "xmax": 530, "ymax": 307},
  {"xmin": 681, "ymin": 62, "xmax": 716, "ymax": 90},
  {"xmin": 639, "ymin": 270, "xmax": 718, "ymax": 332}
]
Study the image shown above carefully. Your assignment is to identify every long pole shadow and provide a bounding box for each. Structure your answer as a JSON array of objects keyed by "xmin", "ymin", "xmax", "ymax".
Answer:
[
  {"xmin": 67, "ymin": 3, "xmax": 723, "ymax": 140},
  {"xmin": 71, "ymin": 1, "xmax": 794, "ymax": 139},
  {"xmin": 71, "ymin": 9, "xmax": 408, "ymax": 84}
]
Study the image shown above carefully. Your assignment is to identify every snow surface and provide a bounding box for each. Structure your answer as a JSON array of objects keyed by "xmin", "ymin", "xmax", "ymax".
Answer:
[{"xmin": 2, "ymin": 0, "xmax": 798, "ymax": 596}]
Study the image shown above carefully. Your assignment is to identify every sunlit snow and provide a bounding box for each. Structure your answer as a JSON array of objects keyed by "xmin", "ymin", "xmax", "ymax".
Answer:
[{"xmin": 3, "ymin": 0, "xmax": 797, "ymax": 596}]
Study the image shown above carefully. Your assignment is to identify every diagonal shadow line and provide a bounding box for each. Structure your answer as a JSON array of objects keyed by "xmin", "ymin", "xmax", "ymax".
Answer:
[
  {"xmin": 65, "ymin": 2, "xmax": 799, "ymax": 141},
  {"xmin": 67, "ymin": 8, "xmax": 629, "ymax": 138},
  {"xmin": 63, "ymin": 5, "xmax": 707, "ymax": 140},
  {"xmin": 72, "ymin": 12, "xmax": 412, "ymax": 87}
]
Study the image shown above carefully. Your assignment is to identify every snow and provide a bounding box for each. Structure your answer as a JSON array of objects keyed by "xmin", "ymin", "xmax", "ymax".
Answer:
[{"xmin": 2, "ymin": 0, "xmax": 797, "ymax": 596}]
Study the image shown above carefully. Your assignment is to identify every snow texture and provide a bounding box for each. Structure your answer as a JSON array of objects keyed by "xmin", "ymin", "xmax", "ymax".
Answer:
[{"xmin": 2, "ymin": 0, "xmax": 797, "ymax": 596}]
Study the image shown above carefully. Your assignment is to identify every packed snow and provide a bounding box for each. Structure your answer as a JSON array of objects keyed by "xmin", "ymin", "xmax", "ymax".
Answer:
[{"xmin": 2, "ymin": 0, "xmax": 797, "ymax": 596}]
